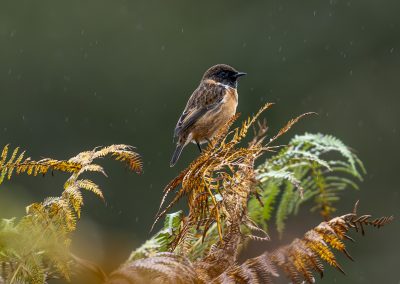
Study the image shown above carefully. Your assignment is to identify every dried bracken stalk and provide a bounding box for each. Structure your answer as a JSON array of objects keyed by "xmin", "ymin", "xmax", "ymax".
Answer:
[{"xmin": 266, "ymin": 112, "xmax": 317, "ymax": 147}]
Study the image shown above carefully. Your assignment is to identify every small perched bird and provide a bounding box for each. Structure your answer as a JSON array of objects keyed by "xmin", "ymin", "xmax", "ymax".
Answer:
[{"xmin": 170, "ymin": 64, "xmax": 246, "ymax": 167}]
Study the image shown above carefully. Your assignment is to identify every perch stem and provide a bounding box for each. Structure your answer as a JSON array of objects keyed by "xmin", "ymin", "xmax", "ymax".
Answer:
[{"xmin": 205, "ymin": 182, "xmax": 223, "ymax": 243}]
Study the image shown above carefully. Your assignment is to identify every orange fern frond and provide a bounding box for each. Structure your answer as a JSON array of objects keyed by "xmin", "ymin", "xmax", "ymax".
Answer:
[
  {"xmin": 62, "ymin": 145, "xmax": 142, "ymax": 219},
  {"xmin": 75, "ymin": 179, "xmax": 104, "ymax": 200},
  {"xmin": 91, "ymin": 144, "xmax": 143, "ymax": 174},
  {"xmin": 62, "ymin": 186, "xmax": 84, "ymax": 217},
  {"xmin": 0, "ymin": 144, "xmax": 143, "ymax": 186},
  {"xmin": 212, "ymin": 206, "xmax": 393, "ymax": 284},
  {"xmin": 0, "ymin": 144, "xmax": 82, "ymax": 184}
]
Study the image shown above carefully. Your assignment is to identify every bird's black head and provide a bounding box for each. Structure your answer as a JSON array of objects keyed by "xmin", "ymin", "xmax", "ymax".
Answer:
[{"xmin": 202, "ymin": 64, "xmax": 246, "ymax": 88}]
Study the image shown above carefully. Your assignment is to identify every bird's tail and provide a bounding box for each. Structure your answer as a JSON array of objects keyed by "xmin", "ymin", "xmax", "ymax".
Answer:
[{"xmin": 170, "ymin": 143, "xmax": 184, "ymax": 167}]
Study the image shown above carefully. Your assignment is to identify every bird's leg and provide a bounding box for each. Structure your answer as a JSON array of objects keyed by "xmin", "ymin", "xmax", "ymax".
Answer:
[
  {"xmin": 196, "ymin": 141, "xmax": 202, "ymax": 153},
  {"xmin": 205, "ymin": 138, "xmax": 213, "ymax": 150}
]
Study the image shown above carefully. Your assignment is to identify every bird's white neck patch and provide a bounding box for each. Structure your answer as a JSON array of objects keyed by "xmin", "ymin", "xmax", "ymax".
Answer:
[{"xmin": 216, "ymin": 82, "xmax": 232, "ymax": 90}]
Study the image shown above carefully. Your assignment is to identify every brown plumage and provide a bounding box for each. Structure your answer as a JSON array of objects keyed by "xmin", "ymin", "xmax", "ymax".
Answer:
[{"xmin": 170, "ymin": 64, "xmax": 246, "ymax": 167}]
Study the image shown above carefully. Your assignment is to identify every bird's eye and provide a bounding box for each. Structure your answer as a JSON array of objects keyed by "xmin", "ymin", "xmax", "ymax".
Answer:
[{"xmin": 219, "ymin": 71, "xmax": 227, "ymax": 78}]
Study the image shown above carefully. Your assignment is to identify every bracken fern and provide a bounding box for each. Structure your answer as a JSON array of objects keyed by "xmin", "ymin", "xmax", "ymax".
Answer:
[
  {"xmin": 112, "ymin": 103, "xmax": 392, "ymax": 284},
  {"xmin": 249, "ymin": 132, "xmax": 365, "ymax": 236},
  {"xmin": 0, "ymin": 144, "xmax": 142, "ymax": 283}
]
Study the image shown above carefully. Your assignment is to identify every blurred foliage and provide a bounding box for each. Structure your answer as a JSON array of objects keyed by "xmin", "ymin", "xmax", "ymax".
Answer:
[{"xmin": 0, "ymin": 145, "xmax": 142, "ymax": 283}]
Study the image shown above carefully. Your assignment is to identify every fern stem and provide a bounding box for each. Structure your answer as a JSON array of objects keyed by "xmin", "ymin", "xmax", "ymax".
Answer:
[
  {"xmin": 204, "ymin": 181, "xmax": 223, "ymax": 243},
  {"xmin": 9, "ymin": 262, "xmax": 22, "ymax": 284}
]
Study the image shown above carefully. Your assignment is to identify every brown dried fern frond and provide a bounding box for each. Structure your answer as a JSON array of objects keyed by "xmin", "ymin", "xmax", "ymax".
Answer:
[
  {"xmin": 107, "ymin": 252, "xmax": 201, "ymax": 284},
  {"xmin": 211, "ymin": 205, "xmax": 393, "ymax": 284},
  {"xmin": 151, "ymin": 103, "xmax": 314, "ymax": 276},
  {"xmin": 152, "ymin": 103, "xmax": 277, "ymax": 243},
  {"xmin": 265, "ymin": 112, "xmax": 317, "ymax": 147}
]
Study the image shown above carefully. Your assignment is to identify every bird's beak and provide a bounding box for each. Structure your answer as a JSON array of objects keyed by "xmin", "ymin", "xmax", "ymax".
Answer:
[{"xmin": 234, "ymin": 72, "xmax": 247, "ymax": 78}]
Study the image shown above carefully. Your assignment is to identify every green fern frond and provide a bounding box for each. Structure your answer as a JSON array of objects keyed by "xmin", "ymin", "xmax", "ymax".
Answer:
[
  {"xmin": 290, "ymin": 133, "xmax": 365, "ymax": 178},
  {"xmin": 275, "ymin": 183, "xmax": 295, "ymax": 235},
  {"xmin": 0, "ymin": 211, "xmax": 72, "ymax": 283},
  {"xmin": 128, "ymin": 211, "xmax": 184, "ymax": 262},
  {"xmin": 252, "ymin": 133, "xmax": 365, "ymax": 234},
  {"xmin": 248, "ymin": 183, "xmax": 280, "ymax": 231}
]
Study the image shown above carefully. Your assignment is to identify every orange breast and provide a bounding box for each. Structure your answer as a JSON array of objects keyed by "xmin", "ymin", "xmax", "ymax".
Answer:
[
  {"xmin": 223, "ymin": 88, "xmax": 238, "ymax": 116},
  {"xmin": 191, "ymin": 88, "xmax": 238, "ymax": 142}
]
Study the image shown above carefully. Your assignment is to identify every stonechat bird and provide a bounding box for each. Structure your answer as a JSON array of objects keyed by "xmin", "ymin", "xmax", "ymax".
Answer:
[{"xmin": 170, "ymin": 64, "xmax": 246, "ymax": 167}]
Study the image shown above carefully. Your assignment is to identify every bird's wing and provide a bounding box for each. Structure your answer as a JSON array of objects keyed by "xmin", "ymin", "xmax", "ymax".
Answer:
[{"xmin": 174, "ymin": 82, "xmax": 226, "ymax": 138}]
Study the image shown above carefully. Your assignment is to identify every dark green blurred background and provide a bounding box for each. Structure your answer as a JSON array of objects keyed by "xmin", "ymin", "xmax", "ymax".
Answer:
[{"xmin": 0, "ymin": 0, "xmax": 399, "ymax": 283}]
